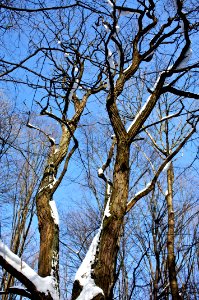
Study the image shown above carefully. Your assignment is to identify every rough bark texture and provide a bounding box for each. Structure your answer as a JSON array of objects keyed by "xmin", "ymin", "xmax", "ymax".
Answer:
[
  {"xmin": 36, "ymin": 125, "xmax": 71, "ymax": 286},
  {"xmin": 37, "ymin": 193, "xmax": 59, "ymax": 279},
  {"xmin": 93, "ymin": 142, "xmax": 130, "ymax": 299},
  {"xmin": 166, "ymin": 163, "xmax": 181, "ymax": 300}
]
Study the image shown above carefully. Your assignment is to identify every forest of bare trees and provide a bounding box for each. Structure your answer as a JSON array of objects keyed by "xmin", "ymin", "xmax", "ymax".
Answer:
[{"xmin": 0, "ymin": 0, "xmax": 198, "ymax": 299}]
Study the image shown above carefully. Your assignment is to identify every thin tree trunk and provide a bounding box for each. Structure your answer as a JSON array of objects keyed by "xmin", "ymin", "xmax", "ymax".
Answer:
[
  {"xmin": 1, "ymin": 182, "xmax": 35, "ymax": 300},
  {"xmin": 166, "ymin": 162, "xmax": 181, "ymax": 300}
]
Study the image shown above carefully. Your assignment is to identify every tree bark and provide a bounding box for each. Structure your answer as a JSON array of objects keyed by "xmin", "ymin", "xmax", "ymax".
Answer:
[
  {"xmin": 37, "ymin": 193, "xmax": 59, "ymax": 279},
  {"xmin": 93, "ymin": 141, "xmax": 130, "ymax": 299},
  {"xmin": 166, "ymin": 163, "xmax": 181, "ymax": 300}
]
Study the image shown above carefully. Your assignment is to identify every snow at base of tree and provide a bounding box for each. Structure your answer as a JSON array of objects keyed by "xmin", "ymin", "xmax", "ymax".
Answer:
[
  {"xmin": 76, "ymin": 281, "xmax": 103, "ymax": 300},
  {"xmin": 74, "ymin": 231, "xmax": 104, "ymax": 300},
  {"xmin": 0, "ymin": 241, "xmax": 59, "ymax": 300},
  {"xmin": 49, "ymin": 200, "xmax": 59, "ymax": 225},
  {"xmin": 74, "ymin": 174, "xmax": 113, "ymax": 298}
]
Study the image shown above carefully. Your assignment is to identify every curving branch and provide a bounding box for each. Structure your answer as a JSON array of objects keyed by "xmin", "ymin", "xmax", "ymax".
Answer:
[
  {"xmin": 0, "ymin": 241, "xmax": 57, "ymax": 299},
  {"xmin": 126, "ymin": 126, "xmax": 197, "ymax": 212}
]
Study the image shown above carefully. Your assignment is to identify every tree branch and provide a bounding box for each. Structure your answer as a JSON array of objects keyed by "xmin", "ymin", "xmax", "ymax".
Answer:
[
  {"xmin": 126, "ymin": 126, "xmax": 196, "ymax": 212},
  {"xmin": 163, "ymin": 86, "xmax": 199, "ymax": 99}
]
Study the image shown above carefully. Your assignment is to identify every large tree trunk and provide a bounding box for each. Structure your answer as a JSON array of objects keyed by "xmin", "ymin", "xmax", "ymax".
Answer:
[
  {"xmin": 93, "ymin": 146, "xmax": 129, "ymax": 299},
  {"xmin": 94, "ymin": 142, "xmax": 130, "ymax": 299},
  {"xmin": 72, "ymin": 141, "xmax": 130, "ymax": 299},
  {"xmin": 36, "ymin": 192, "xmax": 59, "ymax": 282},
  {"xmin": 166, "ymin": 162, "xmax": 181, "ymax": 300},
  {"xmin": 35, "ymin": 125, "xmax": 72, "ymax": 297}
]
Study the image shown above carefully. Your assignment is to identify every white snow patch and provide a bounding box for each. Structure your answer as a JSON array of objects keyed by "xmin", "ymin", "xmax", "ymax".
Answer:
[
  {"xmin": 75, "ymin": 177, "xmax": 113, "ymax": 298},
  {"xmin": 98, "ymin": 168, "xmax": 104, "ymax": 176},
  {"xmin": 104, "ymin": 183, "xmax": 111, "ymax": 218},
  {"xmin": 127, "ymin": 95, "xmax": 150, "ymax": 132},
  {"xmin": 165, "ymin": 190, "xmax": 169, "ymax": 196},
  {"xmin": 49, "ymin": 200, "xmax": 59, "ymax": 225},
  {"xmin": 76, "ymin": 281, "xmax": 103, "ymax": 300},
  {"xmin": 57, "ymin": 40, "xmax": 61, "ymax": 44},
  {"xmin": 144, "ymin": 50, "xmax": 154, "ymax": 60},
  {"xmin": 64, "ymin": 52, "xmax": 69, "ymax": 57},
  {"xmin": 49, "ymin": 176, "xmax": 57, "ymax": 188},
  {"xmin": 163, "ymin": 161, "xmax": 171, "ymax": 172},
  {"xmin": 0, "ymin": 241, "xmax": 59, "ymax": 300},
  {"xmin": 107, "ymin": 0, "xmax": 113, "ymax": 7},
  {"xmin": 75, "ymin": 232, "xmax": 100, "ymax": 285},
  {"xmin": 176, "ymin": 47, "xmax": 192, "ymax": 69},
  {"xmin": 134, "ymin": 181, "xmax": 152, "ymax": 197},
  {"xmin": 75, "ymin": 231, "xmax": 104, "ymax": 300},
  {"xmin": 69, "ymin": 79, "xmax": 79, "ymax": 101},
  {"xmin": 151, "ymin": 71, "xmax": 164, "ymax": 91},
  {"xmin": 116, "ymin": 25, "xmax": 120, "ymax": 32},
  {"xmin": 103, "ymin": 23, "xmax": 110, "ymax": 32},
  {"xmin": 124, "ymin": 63, "xmax": 132, "ymax": 74},
  {"xmin": 108, "ymin": 48, "xmax": 115, "ymax": 71},
  {"xmin": 38, "ymin": 177, "xmax": 57, "ymax": 193}
]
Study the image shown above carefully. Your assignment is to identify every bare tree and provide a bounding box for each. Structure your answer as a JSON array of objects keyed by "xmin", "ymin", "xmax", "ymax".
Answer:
[{"xmin": 0, "ymin": 1, "xmax": 198, "ymax": 300}]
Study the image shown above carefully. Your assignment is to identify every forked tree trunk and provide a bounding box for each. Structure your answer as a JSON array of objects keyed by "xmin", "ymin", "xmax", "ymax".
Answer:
[{"xmin": 166, "ymin": 162, "xmax": 181, "ymax": 300}]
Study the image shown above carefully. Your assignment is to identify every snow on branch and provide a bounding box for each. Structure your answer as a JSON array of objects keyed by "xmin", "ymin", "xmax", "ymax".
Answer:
[
  {"xmin": 127, "ymin": 95, "xmax": 151, "ymax": 133},
  {"xmin": 163, "ymin": 161, "xmax": 171, "ymax": 172},
  {"xmin": 108, "ymin": 48, "xmax": 116, "ymax": 71},
  {"xmin": 74, "ymin": 231, "xmax": 104, "ymax": 300},
  {"xmin": 27, "ymin": 122, "xmax": 55, "ymax": 146},
  {"xmin": 69, "ymin": 79, "xmax": 79, "ymax": 101},
  {"xmin": 107, "ymin": 0, "xmax": 114, "ymax": 8},
  {"xmin": 0, "ymin": 241, "xmax": 59, "ymax": 299},
  {"xmin": 176, "ymin": 46, "xmax": 192, "ymax": 70}
]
